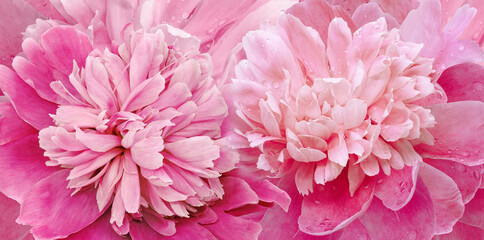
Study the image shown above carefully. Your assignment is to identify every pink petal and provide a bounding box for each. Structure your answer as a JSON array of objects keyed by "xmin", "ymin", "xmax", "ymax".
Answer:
[
  {"xmin": 66, "ymin": 212, "xmax": 124, "ymax": 240},
  {"xmin": 287, "ymin": 0, "xmax": 356, "ymax": 45},
  {"xmin": 164, "ymin": 136, "xmax": 219, "ymax": 169},
  {"xmin": 338, "ymin": 219, "xmax": 371, "ymax": 240},
  {"xmin": 130, "ymin": 220, "xmax": 216, "ymax": 240},
  {"xmin": 426, "ymin": 158, "xmax": 482, "ymax": 204},
  {"xmin": 459, "ymin": 189, "xmax": 484, "ymax": 229},
  {"xmin": 17, "ymin": 170, "xmax": 105, "ymax": 239},
  {"xmin": 0, "ymin": 0, "xmax": 41, "ymax": 68},
  {"xmin": 352, "ymin": 3, "xmax": 399, "ymax": 29},
  {"xmin": 40, "ymin": 26, "xmax": 93, "ymax": 75},
  {"xmin": 75, "ymin": 128, "xmax": 122, "ymax": 152},
  {"xmin": 203, "ymin": 208, "xmax": 262, "ymax": 240},
  {"xmin": 438, "ymin": 63, "xmax": 484, "ymax": 102},
  {"xmin": 399, "ymin": 0, "xmax": 442, "ymax": 57},
  {"xmin": 0, "ymin": 135, "xmax": 57, "ymax": 203},
  {"xmin": 373, "ymin": 163, "xmax": 420, "ymax": 210},
  {"xmin": 415, "ymin": 101, "xmax": 484, "ymax": 166},
  {"xmin": 211, "ymin": 176, "xmax": 259, "ymax": 212},
  {"xmin": 433, "ymin": 221, "xmax": 484, "ymax": 240},
  {"xmin": 419, "ymin": 162, "xmax": 464, "ymax": 234},
  {"xmin": 0, "ymin": 65, "xmax": 57, "ymax": 130},
  {"xmin": 130, "ymin": 138, "xmax": 164, "ymax": 170},
  {"xmin": 298, "ymin": 173, "xmax": 375, "ymax": 235},
  {"xmin": 278, "ymin": 14, "xmax": 330, "ymax": 78},
  {"xmin": 143, "ymin": 211, "xmax": 176, "ymax": 236},
  {"xmin": 0, "ymin": 102, "xmax": 37, "ymax": 145},
  {"xmin": 123, "ymin": 74, "xmax": 165, "ymax": 112},
  {"xmin": 433, "ymin": 39, "xmax": 484, "ymax": 71},
  {"xmin": 0, "ymin": 192, "xmax": 31, "ymax": 239},
  {"xmin": 359, "ymin": 180, "xmax": 436, "ymax": 240},
  {"xmin": 25, "ymin": 0, "xmax": 65, "ymax": 21},
  {"xmin": 327, "ymin": 17, "xmax": 352, "ymax": 77},
  {"xmin": 372, "ymin": 0, "xmax": 419, "ymax": 23}
]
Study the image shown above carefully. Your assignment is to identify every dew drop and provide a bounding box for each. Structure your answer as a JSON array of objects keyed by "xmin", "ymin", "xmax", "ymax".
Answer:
[
  {"xmin": 314, "ymin": 200, "xmax": 321, "ymax": 204},
  {"xmin": 473, "ymin": 170, "xmax": 480, "ymax": 180},
  {"xmin": 182, "ymin": 12, "xmax": 189, "ymax": 19},
  {"xmin": 399, "ymin": 182, "xmax": 406, "ymax": 192},
  {"xmin": 458, "ymin": 45, "xmax": 465, "ymax": 51},
  {"xmin": 447, "ymin": 150, "xmax": 452, "ymax": 154},
  {"xmin": 473, "ymin": 81, "xmax": 484, "ymax": 91},
  {"xmin": 462, "ymin": 152, "xmax": 470, "ymax": 157},
  {"xmin": 364, "ymin": 185, "xmax": 369, "ymax": 189},
  {"xmin": 377, "ymin": 179, "xmax": 383, "ymax": 184}
]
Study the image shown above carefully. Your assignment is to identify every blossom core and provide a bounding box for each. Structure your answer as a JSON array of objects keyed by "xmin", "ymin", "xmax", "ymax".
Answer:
[
  {"xmin": 36, "ymin": 24, "xmax": 231, "ymax": 230},
  {"xmin": 233, "ymin": 16, "xmax": 437, "ymax": 196}
]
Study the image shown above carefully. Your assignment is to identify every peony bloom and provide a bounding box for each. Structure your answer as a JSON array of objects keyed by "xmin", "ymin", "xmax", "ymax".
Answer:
[
  {"xmin": 0, "ymin": 0, "xmax": 295, "ymax": 239},
  {"xmin": 229, "ymin": 0, "xmax": 484, "ymax": 239}
]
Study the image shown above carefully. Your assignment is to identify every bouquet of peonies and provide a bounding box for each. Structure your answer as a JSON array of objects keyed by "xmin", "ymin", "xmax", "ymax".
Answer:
[{"xmin": 0, "ymin": 0, "xmax": 482, "ymax": 239}]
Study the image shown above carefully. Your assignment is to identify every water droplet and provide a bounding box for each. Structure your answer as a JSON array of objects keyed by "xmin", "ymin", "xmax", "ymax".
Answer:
[
  {"xmin": 181, "ymin": 12, "xmax": 189, "ymax": 19},
  {"xmin": 447, "ymin": 150, "xmax": 452, "ymax": 154},
  {"xmin": 314, "ymin": 200, "xmax": 321, "ymax": 204},
  {"xmin": 377, "ymin": 179, "xmax": 383, "ymax": 184},
  {"xmin": 364, "ymin": 185, "xmax": 369, "ymax": 189},
  {"xmin": 407, "ymin": 230, "xmax": 418, "ymax": 240},
  {"xmin": 42, "ymin": 2, "xmax": 47, "ymax": 6},
  {"xmin": 272, "ymin": 82, "xmax": 280, "ymax": 89},
  {"xmin": 473, "ymin": 170, "xmax": 480, "ymax": 180},
  {"xmin": 458, "ymin": 45, "xmax": 465, "ymax": 51},
  {"xmin": 462, "ymin": 152, "xmax": 470, "ymax": 157},
  {"xmin": 399, "ymin": 182, "xmax": 406, "ymax": 192},
  {"xmin": 473, "ymin": 81, "xmax": 484, "ymax": 91},
  {"xmin": 456, "ymin": 164, "xmax": 466, "ymax": 173}
]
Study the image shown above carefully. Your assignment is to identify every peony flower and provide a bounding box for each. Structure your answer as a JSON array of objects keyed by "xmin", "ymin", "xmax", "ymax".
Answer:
[
  {"xmin": 0, "ymin": 0, "xmax": 296, "ymax": 239},
  {"xmin": 229, "ymin": 0, "xmax": 484, "ymax": 239}
]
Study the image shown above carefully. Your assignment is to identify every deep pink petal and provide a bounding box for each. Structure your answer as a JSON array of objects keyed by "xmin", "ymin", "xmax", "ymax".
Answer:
[
  {"xmin": 0, "ymin": 0, "xmax": 40, "ymax": 68},
  {"xmin": 359, "ymin": 179, "xmax": 436, "ymax": 240},
  {"xmin": 0, "ymin": 65, "xmax": 57, "ymax": 130},
  {"xmin": 419, "ymin": 162, "xmax": 464, "ymax": 234},
  {"xmin": 259, "ymin": 176, "xmax": 342, "ymax": 240},
  {"xmin": 0, "ymin": 102, "xmax": 37, "ymax": 145},
  {"xmin": 211, "ymin": 176, "xmax": 259, "ymax": 212},
  {"xmin": 40, "ymin": 26, "xmax": 93, "ymax": 75},
  {"xmin": 0, "ymin": 135, "xmax": 57, "ymax": 203},
  {"xmin": 338, "ymin": 219, "xmax": 371, "ymax": 240},
  {"xmin": 0, "ymin": 192, "xmax": 31, "ymax": 239},
  {"xmin": 17, "ymin": 170, "xmax": 105, "ymax": 239},
  {"xmin": 438, "ymin": 63, "xmax": 484, "ymax": 102},
  {"xmin": 65, "ymin": 212, "xmax": 123, "ymax": 240},
  {"xmin": 298, "ymin": 173, "xmax": 375, "ymax": 235},
  {"xmin": 373, "ymin": 163, "xmax": 419, "ymax": 210},
  {"xmin": 203, "ymin": 208, "xmax": 262, "ymax": 240},
  {"xmin": 433, "ymin": 221, "xmax": 484, "ymax": 240},
  {"xmin": 459, "ymin": 189, "xmax": 484, "ymax": 229},
  {"xmin": 130, "ymin": 220, "xmax": 216, "ymax": 240},
  {"xmin": 415, "ymin": 101, "xmax": 484, "ymax": 166},
  {"xmin": 426, "ymin": 158, "xmax": 482, "ymax": 204}
]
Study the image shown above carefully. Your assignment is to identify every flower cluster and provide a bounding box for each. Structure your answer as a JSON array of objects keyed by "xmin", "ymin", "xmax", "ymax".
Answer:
[{"xmin": 0, "ymin": 0, "xmax": 483, "ymax": 239}]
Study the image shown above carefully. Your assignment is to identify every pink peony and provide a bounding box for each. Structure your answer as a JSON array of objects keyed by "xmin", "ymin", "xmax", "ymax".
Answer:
[
  {"xmin": 0, "ymin": 0, "xmax": 295, "ymax": 239},
  {"xmin": 229, "ymin": 0, "xmax": 484, "ymax": 239}
]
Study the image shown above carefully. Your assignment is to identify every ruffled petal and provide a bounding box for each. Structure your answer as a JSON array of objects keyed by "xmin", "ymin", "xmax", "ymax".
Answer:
[{"xmin": 438, "ymin": 63, "xmax": 484, "ymax": 102}]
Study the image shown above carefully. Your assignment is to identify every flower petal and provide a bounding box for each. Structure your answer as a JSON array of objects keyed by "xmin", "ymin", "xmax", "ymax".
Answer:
[
  {"xmin": 17, "ymin": 170, "xmax": 105, "ymax": 239},
  {"xmin": 415, "ymin": 101, "xmax": 484, "ymax": 166},
  {"xmin": 438, "ymin": 63, "xmax": 484, "ymax": 102},
  {"xmin": 0, "ymin": 135, "xmax": 57, "ymax": 203},
  {"xmin": 0, "ymin": 192, "xmax": 31, "ymax": 239}
]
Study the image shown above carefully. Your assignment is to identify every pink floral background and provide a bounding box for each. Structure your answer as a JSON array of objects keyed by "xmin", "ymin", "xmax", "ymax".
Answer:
[{"xmin": 0, "ymin": 0, "xmax": 482, "ymax": 239}]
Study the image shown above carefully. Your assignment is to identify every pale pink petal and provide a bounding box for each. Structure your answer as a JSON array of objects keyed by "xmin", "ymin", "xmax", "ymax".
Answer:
[
  {"xmin": 359, "ymin": 180, "xmax": 436, "ymax": 240},
  {"xmin": 399, "ymin": 0, "xmax": 442, "ymax": 57},
  {"xmin": 433, "ymin": 39, "xmax": 484, "ymax": 71},
  {"xmin": 327, "ymin": 17, "xmax": 352, "ymax": 77},
  {"xmin": 25, "ymin": 0, "xmax": 65, "ymax": 20},
  {"xmin": 419, "ymin": 162, "xmax": 464, "ymax": 234},
  {"xmin": 415, "ymin": 101, "xmax": 484, "ymax": 166},
  {"xmin": 372, "ymin": 0, "xmax": 419, "ymax": 23},
  {"xmin": 352, "ymin": 2, "xmax": 399, "ymax": 29},
  {"xmin": 287, "ymin": 0, "xmax": 356, "ymax": 44},
  {"xmin": 17, "ymin": 170, "xmax": 104, "ymax": 239},
  {"xmin": 438, "ymin": 63, "xmax": 484, "ymax": 102},
  {"xmin": 338, "ymin": 219, "xmax": 371, "ymax": 240}
]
